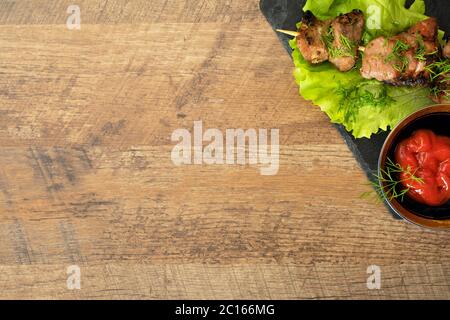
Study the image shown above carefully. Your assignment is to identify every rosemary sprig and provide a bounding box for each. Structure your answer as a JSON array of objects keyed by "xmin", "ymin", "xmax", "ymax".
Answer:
[{"xmin": 361, "ymin": 158, "xmax": 424, "ymax": 203}]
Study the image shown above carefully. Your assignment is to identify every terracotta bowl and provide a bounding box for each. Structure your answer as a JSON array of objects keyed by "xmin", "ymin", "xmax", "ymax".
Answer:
[{"xmin": 378, "ymin": 104, "xmax": 450, "ymax": 229}]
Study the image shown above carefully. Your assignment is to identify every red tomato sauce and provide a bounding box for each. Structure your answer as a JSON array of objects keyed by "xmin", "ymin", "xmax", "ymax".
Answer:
[{"xmin": 395, "ymin": 129, "xmax": 450, "ymax": 207}]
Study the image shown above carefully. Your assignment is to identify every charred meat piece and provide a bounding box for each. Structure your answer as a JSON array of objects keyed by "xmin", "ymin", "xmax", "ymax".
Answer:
[
  {"xmin": 429, "ymin": 39, "xmax": 450, "ymax": 103},
  {"xmin": 444, "ymin": 41, "xmax": 450, "ymax": 59},
  {"xmin": 409, "ymin": 18, "xmax": 439, "ymax": 41},
  {"xmin": 296, "ymin": 11, "xmax": 331, "ymax": 64},
  {"xmin": 361, "ymin": 18, "xmax": 439, "ymax": 86},
  {"xmin": 361, "ymin": 37, "xmax": 401, "ymax": 83},
  {"xmin": 430, "ymin": 59, "xmax": 450, "ymax": 103},
  {"xmin": 431, "ymin": 75, "xmax": 449, "ymax": 103},
  {"xmin": 327, "ymin": 10, "xmax": 365, "ymax": 72},
  {"xmin": 296, "ymin": 10, "xmax": 365, "ymax": 70}
]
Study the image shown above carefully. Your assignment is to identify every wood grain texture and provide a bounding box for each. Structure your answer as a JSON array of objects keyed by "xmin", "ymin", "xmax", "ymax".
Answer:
[{"xmin": 0, "ymin": 0, "xmax": 449, "ymax": 299}]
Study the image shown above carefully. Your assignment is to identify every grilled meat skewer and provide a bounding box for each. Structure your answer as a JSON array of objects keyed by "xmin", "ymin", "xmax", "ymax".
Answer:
[
  {"xmin": 328, "ymin": 10, "xmax": 365, "ymax": 72},
  {"xmin": 296, "ymin": 10, "xmax": 364, "ymax": 71},
  {"xmin": 296, "ymin": 11, "xmax": 331, "ymax": 64},
  {"xmin": 361, "ymin": 18, "xmax": 439, "ymax": 86},
  {"xmin": 282, "ymin": 13, "xmax": 449, "ymax": 101}
]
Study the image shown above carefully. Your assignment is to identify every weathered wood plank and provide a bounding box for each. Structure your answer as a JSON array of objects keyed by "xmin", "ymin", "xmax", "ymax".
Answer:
[{"xmin": 0, "ymin": 264, "xmax": 448, "ymax": 299}]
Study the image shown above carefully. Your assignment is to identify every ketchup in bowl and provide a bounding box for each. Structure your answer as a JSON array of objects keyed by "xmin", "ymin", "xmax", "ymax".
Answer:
[{"xmin": 395, "ymin": 129, "xmax": 450, "ymax": 207}]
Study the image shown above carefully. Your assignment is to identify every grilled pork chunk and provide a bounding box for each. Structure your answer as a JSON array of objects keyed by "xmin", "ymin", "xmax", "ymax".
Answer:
[
  {"xmin": 444, "ymin": 41, "xmax": 450, "ymax": 59},
  {"xmin": 297, "ymin": 11, "xmax": 331, "ymax": 64},
  {"xmin": 431, "ymin": 60, "xmax": 449, "ymax": 104},
  {"xmin": 328, "ymin": 10, "xmax": 365, "ymax": 72},
  {"xmin": 296, "ymin": 10, "xmax": 364, "ymax": 71},
  {"xmin": 434, "ymin": 42, "xmax": 450, "ymax": 103},
  {"xmin": 409, "ymin": 18, "xmax": 439, "ymax": 41},
  {"xmin": 431, "ymin": 75, "xmax": 449, "ymax": 103},
  {"xmin": 361, "ymin": 18, "xmax": 439, "ymax": 86}
]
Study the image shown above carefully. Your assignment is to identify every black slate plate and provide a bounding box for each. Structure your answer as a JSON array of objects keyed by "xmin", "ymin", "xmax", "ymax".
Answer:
[{"xmin": 260, "ymin": 0, "xmax": 450, "ymax": 219}]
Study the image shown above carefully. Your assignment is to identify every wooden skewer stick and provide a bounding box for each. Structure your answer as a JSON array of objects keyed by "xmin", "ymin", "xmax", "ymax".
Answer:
[
  {"xmin": 276, "ymin": 29, "xmax": 367, "ymax": 53},
  {"xmin": 276, "ymin": 29, "xmax": 300, "ymax": 37}
]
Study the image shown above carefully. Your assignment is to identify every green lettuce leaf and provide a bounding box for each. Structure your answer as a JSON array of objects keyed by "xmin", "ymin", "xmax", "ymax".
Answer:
[
  {"xmin": 409, "ymin": 0, "xmax": 426, "ymax": 14},
  {"xmin": 292, "ymin": 0, "xmax": 435, "ymax": 138}
]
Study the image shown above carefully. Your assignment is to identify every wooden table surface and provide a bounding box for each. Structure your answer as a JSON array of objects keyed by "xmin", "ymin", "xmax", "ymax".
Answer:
[{"xmin": 0, "ymin": 0, "xmax": 449, "ymax": 300}]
